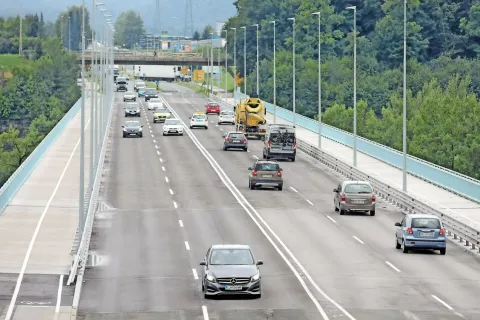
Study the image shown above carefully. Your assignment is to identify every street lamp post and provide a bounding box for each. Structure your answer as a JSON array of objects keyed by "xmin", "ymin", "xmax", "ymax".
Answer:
[
  {"xmin": 230, "ymin": 27, "xmax": 237, "ymax": 108},
  {"xmin": 210, "ymin": 32, "xmax": 214, "ymax": 94},
  {"xmin": 252, "ymin": 24, "xmax": 259, "ymax": 95},
  {"xmin": 79, "ymin": 0, "xmax": 86, "ymax": 236},
  {"xmin": 402, "ymin": 0, "xmax": 407, "ymax": 192},
  {"xmin": 240, "ymin": 26, "xmax": 246, "ymax": 94},
  {"xmin": 346, "ymin": 6, "xmax": 357, "ymax": 167},
  {"xmin": 68, "ymin": 15, "xmax": 71, "ymax": 51},
  {"xmin": 312, "ymin": 11, "xmax": 322, "ymax": 149},
  {"xmin": 223, "ymin": 30, "xmax": 228, "ymax": 101},
  {"xmin": 287, "ymin": 17, "xmax": 296, "ymax": 127},
  {"xmin": 270, "ymin": 20, "xmax": 276, "ymax": 124}
]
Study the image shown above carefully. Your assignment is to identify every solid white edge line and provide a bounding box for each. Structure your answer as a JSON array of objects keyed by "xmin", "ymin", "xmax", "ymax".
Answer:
[
  {"xmin": 162, "ymin": 96, "xmax": 344, "ymax": 320},
  {"xmin": 192, "ymin": 268, "xmax": 199, "ymax": 280},
  {"xmin": 184, "ymin": 241, "xmax": 190, "ymax": 251},
  {"xmin": 306, "ymin": 199, "xmax": 314, "ymax": 206},
  {"xmin": 352, "ymin": 236, "xmax": 364, "ymax": 244},
  {"xmin": 165, "ymin": 177, "xmax": 169, "ymax": 183},
  {"xmin": 55, "ymin": 274, "xmax": 64, "ymax": 313},
  {"xmin": 385, "ymin": 261, "xmax": 401, "ymax": 273},
  {"xmin": 290, "ymin": 186, "xmax": 298, "ymax": 193},
  {"xmin": 169, "ymin": 188, "xmax": 174, "ymax": 195},
  {"xmin": 178, "ymin": 219, "xmax": 183, "ymax": 227},
  {"xmin": 431, "ymin": 295, "xmax": 454, "ymax": 311},
  {"xmin": 202, "ymin": 305, "xmax": 209, "ymax": 320},
  {"xmin": 327, "ymin": 215, "xmax": 337, "ymax": 223},
  {"xmin": 173, "ymin": 201, "xmax": 178, "ymax": 209}
]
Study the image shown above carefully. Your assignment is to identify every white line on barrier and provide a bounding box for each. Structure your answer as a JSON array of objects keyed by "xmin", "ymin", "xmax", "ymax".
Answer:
[
  {"xmin": 385, "ymin": 261, "xmax": 401, "ymax": 273},
  {"xmin": 55, "ymin": 274, "xmax": 64, "ymax": 313},
  {"xmin": 431, "ymin": 295, "xmax": 454, "ymax": 311},
  {"xmin": 352, "ymin": 236, "xmax": 364, "ymax": 244},
  {"xmin": 327, "ymin": 215, "xmax": 336, "ymax": 223},
  {"xmin": 184, "ymin": 241, "xmax": 190, "ymax": 251},
  {"xmin": 192, "ymin": 268, "xmax": 198, "ymax": 280},
  {"xmin": 178, "ymin": 219, "xmax": 183, "ymax": 227},
  {"xmin": 202, "ymin": 306, "xmax": 209, "ymax": 320}
]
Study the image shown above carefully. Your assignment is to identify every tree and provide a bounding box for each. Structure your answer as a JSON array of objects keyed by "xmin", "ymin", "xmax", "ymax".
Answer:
[
  {"xmin": 55, "ymin": 6, "xmax": 91, "ymax": 51},
  {"xmin": 114, "ymin": 10, "xmax": 145, "ymax": 48},
  {"xmin": 193, "ymin": 30, "xmax": 200, "ymax": 40},
  {"xmin": 202, "ymin": 25, "xmax": 214, "ymax": 40}
]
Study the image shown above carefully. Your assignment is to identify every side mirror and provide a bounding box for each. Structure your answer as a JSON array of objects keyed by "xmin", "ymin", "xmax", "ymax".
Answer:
[
  {"xmin": 248, "ymin": 167, "xmax": 252, "ymax": 170},
  {"xmin": 199, "ymin": 261, "xmax": 206, "ymax": 266},
  {"xmin": 256, "ymin": 260, "xmax": 263, "ymax": 266},
  {"xmin": 121, "ymin": 125, "xmax": 124, "ymax": 128},
  {"xmin": 222, "ymin": 134, "xmax": 226, "ymax": 138},
  {"xmin": 395, "ymin": 222, "xmax": 401, "ymax": 227},
  {"xmin": 333, "ymin": 189, "xmax": 337, "ymax": 193},
  {"xmin": 189, "ymin": 117, "xmax": 192, "ymax": 119},
  {"xmin": 141, "ymin": 125, "xmax": 144, "ymax": 128}
]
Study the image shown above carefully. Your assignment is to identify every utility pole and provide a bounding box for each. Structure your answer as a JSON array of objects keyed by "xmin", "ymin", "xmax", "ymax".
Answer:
[
  {"xmin": 19, "ymin": 8, "xmax": 23, "ymax": 56},
  {"xmin": 68, "ymin": 15, "xmax": 71, "ymax": 51}
]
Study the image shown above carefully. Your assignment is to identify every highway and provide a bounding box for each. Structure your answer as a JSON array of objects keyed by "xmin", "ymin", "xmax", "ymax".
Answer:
[{"xmin": 77, "ymin": 82, "xmax": 480, "ymax": 320}]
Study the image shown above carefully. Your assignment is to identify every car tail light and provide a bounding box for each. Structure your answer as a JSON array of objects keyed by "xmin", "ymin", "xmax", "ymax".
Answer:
[
  {"xmin": 439, "ymin": 228, "xmax": 445, "ymax": 235},
  {"xmin": 267, "ymin": 141, "xmax": 271, "ymax": 149},
  {"xmin": 293, "ymin": 142, "xmax": 296, "ymax": 150},
  {"xmin": 372, "ymin": 194, "xmax": 376, "ymax": 203},
  {"xmin": 406, "ymin": 228, "xmax": 413, "ymax": 234},
  {"xmin": 277, "ymin": 171, "xmax": 282, "ymax": 177},
  {"xmin": 340, "ymin": 193, "xmax": 346, "ymax": 202},
  {"xmin": 225, "ymin": 137, "xmax": 231, "ymax": 141},
  {"xmin": 241, "ymin": 137, "xmax": 247, "ymax": 142},
  {"xmin": 252, "ymin": 170, "xmax": 257, "ymax": 177}
]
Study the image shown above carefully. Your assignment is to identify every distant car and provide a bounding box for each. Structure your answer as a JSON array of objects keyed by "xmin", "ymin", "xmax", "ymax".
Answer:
[
  {"xmin": 333, "ymin": 181, "xmax": 376, "ymax": 216},
  {"xmin": 122, "ymin": 120, "xmax": 143, "ymax": 138},
  {"xmin": 223, "ymin": 131, "xmax": 248, "ymax": 151},
  {"xmin": 153, "ymin": 106, "xmax": 171, "ymax": 123},
  {"xmin": 395, "ymin": 214, "xmax": 446, "ymax": 255},
  {"xmin": 248, "ymin": 160, "xmax": 283, "ymax": 190},
  {"xmin": 162, "ymin": 118, "xmax": 184, "ymax": 136},
  {"xmin": 123, "ymin": 91, "xmax": 136, "ymax": 102},
  {"xmin": 189, "ymin": 112, "xmax": 208, "ymax": 129},
  {"xmin": 200, "ymin": 244, "xmax": 263, "ymax": 298},
  {"xmin": 205, "ymin": 102, "xmax": 221, "ymax": 114},
  {"xmin": 138, "ymin": 89, "xmax": 146, "ymax": 97},
  {"xmin": 134, "ymin": 81, "xmax": 146, "ymax": 92},
  {"xmin": 116, "ymin": 80, "xmax": 127, "ymax": 92},
  {"xmin": 218, "ymin": 110, "xmax": 235, "ymax": 125},
  {"xmin": 144, "ymin": 88, "xmax": 158, "ymax": 101},
  {"xmin": 147, "ymin": 99, "xmax": 163, "ymax": 110},
  {"xmin": 125, "ymin": 103, "xmax": 141, "ymax": 117}
]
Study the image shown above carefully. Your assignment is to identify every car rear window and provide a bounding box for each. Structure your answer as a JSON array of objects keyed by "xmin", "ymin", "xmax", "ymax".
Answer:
[
  {"xmin": 344, "ymin": 183, "xmax": 372, "ymax": 194},
  {"xmin": 117, "ymin": 81, "xmax": 127, "ymax": 85},
  {"xmin": 255, "ymin": 163, "xmax": 280, "ymax": 171},
  {"xmin": 411, "ymin": 218, "xmax": 441, "ymax": 229},
  {"xmin": 136, "ymin": 82, "xmax": 145, "ymax": 86},
  {"xmin": 221, "ymin": 111, "xmax": 233, "ymax": 116},
  {"xmin": 269, "ymin": 132, "xmax": 295, "ymax": 143},
  {"xmin": 228, "ymin": 133, "xmax": 244, "ymax": 139},
  {"xmin": 193, "ymin": 114, "xmax": 206, "ymax": 119},
  {"xmin": 145, "ymin": 89, "xmax": 156, "ymax": 94}
]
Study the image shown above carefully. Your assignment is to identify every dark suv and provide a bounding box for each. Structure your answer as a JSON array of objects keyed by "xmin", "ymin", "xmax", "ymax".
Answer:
[{"xmin": 144, "ymin": 88, "xmax": 158, "ymax": 101}]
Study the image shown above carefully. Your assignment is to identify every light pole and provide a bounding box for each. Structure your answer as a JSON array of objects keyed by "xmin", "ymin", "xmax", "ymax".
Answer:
[
  {"xmin": 287, "ymin": 17, "xmax": 296, "ymax": 127},
  {"xmin": 312, "ymin": 11, "xmax": 322, "ymax": 149},
  {"xmin": 346, "ymin": 6, "xmax": 357, "ymax": 167},
  {"xmin": 402, "ymin": 0, "xmax": 407, "ymax": 191},
  {"xmin": 252, "ymin": 24, "xmax": 259, "ymax": 95},
  {"xmin": 68, "ymin": 15, "xmax": 71, "ymax": 51},
  {"xmin": 240, "ymin": 26, "xmax": 246, "ymax": 94},
  {"xmin": 230, "ymin": 27, "xmax": 237, "ymax": 107},
  {"xmin": 270, "ymin": 20, "xmax": 276, "ymax": 124},
  {"xmin": 223, "ymin": 29, "xmax": 228, "ymax": 101},
  {"xmin": 79, "ymin": 0, "xmax": 86, "ymax": 241},
  {"xmin": 210, "ymin": 32, "xmax": 214, "ymax": 94}
]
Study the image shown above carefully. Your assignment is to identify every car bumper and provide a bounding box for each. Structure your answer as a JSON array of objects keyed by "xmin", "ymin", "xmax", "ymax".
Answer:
[
  {"xmin": 125, "ymin": 113, "xmax": 140, "ymax": 116},
  {"xmin": 340, "ymin": 202, "xmax": 376, "ymax": 212},
  {"xmin": 123, "ymin": 132, "xmax": 142, "ymax": 137},
  {"xmin": 404, "ymin": 238, "xmax": 446, "ymax": 249},
  {"xmin": 267, "ymin": 150, "xmax": 296, "ymax": 158},
  {"xmin": 145, "ymin": 96, "xmax": 158, "ymax": 100},
  {"xmin": 124, "ymin": 97, "xmax": 136, "ymax": 101},
  {"xmin": 250, "ymin": 178, "xmax": 283, "ymax": 187},
  {"xmin": 154, "ymin": 117, "xmax": 167, "ymax": 122},
  {"xmin": 225, "ymin": 142, "xmax": 247, "ymax": 148},
  {"xmin": 204, "ymin": 279, "xmax": 261, "ymax": 296},
  {"xmin": 219, "ymin": 118, "xmax": 235, "ymax": 123},
  {"xmin": 190, "ymin": 123, "xmax": 208, "ymax": 127},
  {"xmin": 206, "ymin": 110, "xmax": 220, "ymax": 114}
]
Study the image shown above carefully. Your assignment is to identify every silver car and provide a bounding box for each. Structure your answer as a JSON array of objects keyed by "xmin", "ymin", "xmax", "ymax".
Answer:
[
  {"xmin": 223, "ymin": 131, "xmax": 248, "ymax": 151},
  {"xmin": 218, "ymin": 110, "xmax": 235, "ymax": 125},
  {"xmin": 333, "ymin": 181, "xmax": 376, "ymax": 216},
  {"xmin": 123, "ymin": 91, "xmax": 136, "ymax": 102}
]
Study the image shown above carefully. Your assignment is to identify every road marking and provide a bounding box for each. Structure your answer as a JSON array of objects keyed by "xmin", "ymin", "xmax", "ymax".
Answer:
[
  {"xmin": 402, "ymin": 310, "xmax": 421, "ymax": 320},
  {"xmin": 162, "ymin": 166, "xmax": 166, "ymax": 171},
  {"xmin": 153, "ymin": 139, "xmax": 156, "ymax": 143},
  {"xmin": 327, "ymin": 215, "xmax": 337, "ymax": 223},
  {"xmin": 184, "ymin": 241, "xmax": 190, "ymax": 251},
  {"xmin": 162, "ymin": 96, "xmax": 352, "ymax": 320},
  {"xmin": 157, "ymin": 150, "xmax": 161, "ymax": 155},
  {"xmin": 165, "ymin": 177, "xmax": 169, "ymax": 183},
  {"xmin": 431, "ymin": 295, "xmax": 454, "ymax": 311},
  {"xmin": 247, "ymin": 150, "xmax": 251, "ymax": 152},
  {"xmin": 160, "ymin": 158, "xmax": 163, "ymax": 163},
  {"xmin": 215, "ymin": 124, "xmax": 218, "ymax": 127},
  {"xmin": 55, "ymin": 274, "xmax": 64, "ymax": 313},
  {"xmin": 155, "ymin": 145, "xmax": 159, "ymax": 149},
  {"xmin": 202, "ymin": 306, "xmax": 209, "ymax": 320},
  {"xmin": 352, "ymin": 236, "xmax": 364, "ymax": 244},
  {"xmin": 192, "ymin": 268, "xmax": 199, "ymax": 280},
  {"xmin": 151, "ymin": 134, "xmax": 154, "ymax": 138},
  {"xmin": 178, "ymin": 219, "xmax": 183, "ymax": 227},
  {"xmin": 169, "ymin": 188, "xmax": 174, "ymax": 195},
  {"xmin": 290, "ymin": 186, "xmax": 298, "ymax": 193},
  {"xmin": 385, "ymin": 261, "xmax": 401, "ymax": 273},
  {"xmin": 174, "ymin": 201, "xmax": 178, "ymax": 209},
  {"xmin": 253, "ymin": 155, "xmax": 258, "ymax": 159},
  {"xmin": 220, "ymin": 128, "xmax": 223, "ymax": 131},
  {"xmin": 306, "ymin": 199, "xmax": 314, "ymax": 206}
]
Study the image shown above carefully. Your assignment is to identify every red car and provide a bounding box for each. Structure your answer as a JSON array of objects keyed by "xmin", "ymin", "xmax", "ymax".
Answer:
[{"xmin": 205, "ymin": 102, "xmax": 221, "ymax": 114}]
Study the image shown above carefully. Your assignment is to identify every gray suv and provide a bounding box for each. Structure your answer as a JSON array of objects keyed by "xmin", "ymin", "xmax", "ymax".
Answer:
[
  {"xmin": 263, "ymin": 124, "xmax": 296, "ymax": 162},
  {"xmin": 200, "ymin": 244, "xmax": 262, "ymax": 298},
  {"xmin": 222, "ymin": 131, "xmax": 248, "ymax": 151},
  {"xmin": 333, "ymin": 181, "xmax": 376, "ymax": 216},
  {"xmin": 248, "ymin": 160, "xmax": 283, "ymax": 190}
]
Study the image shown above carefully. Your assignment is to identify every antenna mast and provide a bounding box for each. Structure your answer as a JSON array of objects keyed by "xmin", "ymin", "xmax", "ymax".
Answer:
[
  {"xmin": 184, "ymin": 0, "xmax": 193, "ymax": 37},
  {"xmin": 154, "ymin": 0, "xmax": 161, "ymax": 34}
]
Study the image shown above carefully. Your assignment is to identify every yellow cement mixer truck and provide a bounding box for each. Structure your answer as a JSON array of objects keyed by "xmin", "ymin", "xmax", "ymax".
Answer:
[{"xmin": 234, "ymin": 94, "xmax": 267, "ymax": 139}]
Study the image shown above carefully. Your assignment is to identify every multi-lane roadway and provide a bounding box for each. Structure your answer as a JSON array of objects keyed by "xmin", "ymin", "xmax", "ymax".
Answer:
[{"xmin": 77, "ymin": 82, "xmax": 480, "ymax": 320}]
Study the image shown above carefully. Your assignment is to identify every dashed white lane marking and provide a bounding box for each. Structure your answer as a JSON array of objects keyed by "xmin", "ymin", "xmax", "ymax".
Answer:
[
  {"xmin": 290, "ymin": 186, "xmax": 298, "ymax": 193},
  {"xmin": 352, "ymin": 236, "xmax": 364, "ymax": 244},
  {"xmin": 178, "ymin": 219, "xmax": 183, "ymax": 227},
  {"xmin": 150, "ymin": 130, "xmax": 153, "ymax": 133},
  {"xmin": 157, "ymin": 150, "xmax": 160, "ymax": 155},
  {"xmin": 55, "ymin": 274, "xmax": 64, "ymax": 313},
  {"xmin": 385, "ymin": 261, "xmax": 401, "ymax": 273},
  {"xmin": 192, "ymin": 268, "xmax": 199, "ymax": 280},
  {"xmin": 306, "ymin": 199, "xmax": 314, "ymax": 206},
  {"xmin": 160, "ymin": 158, "xmax": 164, "ymax": 163},
  {"xmin": 215, "ymin": 124, "xmax": 218, "ymax": 127},
  {"xmin": 247, "ymin": 150, "xmax": 251, "ymax": 152},
  {"xmin": 153, "ymin": 139, "xmax": 156, "ymax": 143},
  {"xmin": 327, "ymin": 215, "xmax": 337, "ymax": 223},
  {"xmin": 220, "ymin": 128, "xmax": 223, "ymax": 131},
  {"xmin": 253, "ymin": 155, "xmax": 259, "ymax": 159},
  {"xmin": 162, "ymin": 166, "xmax": 166, "ymax": 171},
  {"xmin": 151, "ymin": 134, "xmax": 154, "ymax": 138},
  {"xmin": 402, "ymin": 310, "xmax": 421, "ymax": 320},
  {"xmin": 184, "ymin": 241, "xmax": 190, "ymax": 251},
  {"xmin": 165, "ymin": 177, "xmax": 169, "ymax": 183},
  {"xmin": 155, "ymin": 145, "xmax": 159, "ymax": 149},
  {"xmin": 174, "ymin": 201, "xmax": 178, "ymax": 209},
  {"xmin": 431, "ymin": 295, "xmax": 454, "ymax": 311},
  {"xmin": 169, "ymin": 188, "xmax": 174, "ymax": 195},
  {"xmin": 202, "ymin": 306, "xmax": 209, "ymax": 320}
]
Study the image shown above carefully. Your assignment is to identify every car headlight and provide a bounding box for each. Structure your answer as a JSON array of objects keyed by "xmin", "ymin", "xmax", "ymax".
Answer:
[
  {"xmin": 123, "ymin": 128, "xmax": 127, "ymax": 131},
  {"xmin": 139, "ymin": 128, "xmax": 143, "ymax": 131},
  {"xmin": 206, "ymin": 273, "xmax": 216, "ymax": 283},
  {"xmin": 251, "ymin": 271, "xmax": 260, "ymax": 281}
]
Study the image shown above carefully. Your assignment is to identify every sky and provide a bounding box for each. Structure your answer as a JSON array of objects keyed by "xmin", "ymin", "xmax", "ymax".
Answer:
[{"xmin": 3, "ymin": 0, "xmax": 236, "ymax": 36}]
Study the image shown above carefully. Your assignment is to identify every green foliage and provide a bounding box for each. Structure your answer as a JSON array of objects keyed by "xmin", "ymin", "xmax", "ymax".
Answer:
[
  {"xmin": 54, "ymin": 6, "xmax": 92, "ymax": 52},
  {"xmin": 193, "ymin": 30, "xmax": 201, "ymax": 41},
  {"xmin": 202, "ymin": 25, "xmax": 215, "ymax": 40},
  {"xmin": 114, "ymin": 11, "xmax": 145, "ymax": 49}
]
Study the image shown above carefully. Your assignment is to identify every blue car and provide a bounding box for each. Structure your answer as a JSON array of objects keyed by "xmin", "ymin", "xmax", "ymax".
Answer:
[
  {"xmin": 138, "ymin": 89, "xmax": 146, "ymax": 97},
  {"xmin": 395, "ymin": 214, "xmax": 446, "ymax": 255}
]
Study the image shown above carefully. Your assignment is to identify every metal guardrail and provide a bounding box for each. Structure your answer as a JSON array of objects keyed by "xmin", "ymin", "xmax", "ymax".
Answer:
[
  {"xmin": 234, "ymin": 92, "xmax": 480, "ymax": 203},
  {"xmin": 210, "ymin": 93, "xmax": 480, "ymax": 254},
  {"xmin": 0, "ymin": 95, "xmax": 85, "ymax": 214}
]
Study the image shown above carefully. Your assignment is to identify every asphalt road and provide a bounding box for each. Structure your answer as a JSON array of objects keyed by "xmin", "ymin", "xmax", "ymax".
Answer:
[{"xmin": 77, "ymin": 81, "xmax": 480, "ymax": 320}]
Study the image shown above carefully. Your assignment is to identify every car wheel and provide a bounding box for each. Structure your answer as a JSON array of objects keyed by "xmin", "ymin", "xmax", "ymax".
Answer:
[
  {"xmin": 139, "ymin": 134, "xmax": 143, "ymax": 138},
  {"xmin": 163, "ymin": 133, "xmax": 166, "ymax": 136},
  {"xmin": 278, "ymin": 185, "xmax": 283, "ymax": 191},
  {"xmin": 370, "ymin": 210, "xmax": 375, "ymax": 216},
  {"xmin": 291, "ymin": 157, "xmax": 296, "ymax": 162},
  {"xmin": 340, "ymin": 208, "xmax": 345, "ymax": 215},
  {"xmin": 396, "ymin": 238, "xmax": 401, "ymax": 249},
  {"xmin": 190, "ymin": 126, "xmax": 193, "ymax": 129},
  {"xmin": 334, "ymin": 201, "xmax": 339, "ymax": 211},
  {"xmin": 223, "ymin": 146, "xmax": 227, "ymax": 151},
  {"xmin": 205, "ymin": 127, "xmax": 208, "ymax": 129},
  {"xmin": 243, "ymin": 148, "xmax": 248, "ymax": 151},
  {"xmin": 439, "ymin": 248, "xmax": 446, "ymax": 255},
  {"xmin": 249, "ymin": 181, "xmax": 254, "ymax": 190},
  {"xmin": 402, "ymin": 240, "xmax": 408, "ymax": 253},
  {"xmin": 262, "ymin": 153, "xmax": 266, "ymax": 159}
]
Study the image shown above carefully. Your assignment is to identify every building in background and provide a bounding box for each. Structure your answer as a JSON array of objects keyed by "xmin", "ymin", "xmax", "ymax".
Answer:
[{"xmin": 215, "ymin": 22, "xmax": 225, "ymax": 36}]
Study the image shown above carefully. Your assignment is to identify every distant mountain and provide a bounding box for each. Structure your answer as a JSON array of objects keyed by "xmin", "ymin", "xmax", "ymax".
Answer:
[{"xmin": 2, "ymin": 0, "xmax": 236, "ymax": 36}]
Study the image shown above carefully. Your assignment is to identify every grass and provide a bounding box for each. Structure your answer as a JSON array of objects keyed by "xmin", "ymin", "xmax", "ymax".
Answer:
[
  {"xmin": 202, "ymin": 67, "xmax": 235, "ymax": 92},
  {"xmin": 0, "ymin": 54, "xmax": 29, "ymax": 79}
]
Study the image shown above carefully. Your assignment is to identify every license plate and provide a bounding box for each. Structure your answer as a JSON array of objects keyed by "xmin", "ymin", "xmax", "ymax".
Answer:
[
  {"xmin": 262, "ymin": 174, "xmax": 272, "ymax": 178},
  {"xmin": 169, "ymin": 130, "xmax": 177, "ymax": 133},
  {"xmin": 129, "ymin": 133, "xmax": 136, "ymax": 136},
  {"xmin": 224, "ymin": 285, "xmax": 242, "ymax": 291},
  {"xmin": 420, "ymin": 232, "xmax": 434, "ymax": 237},
  {"xmin": 352, "ymin": 200, "xmax": 365, "ymax": 204},
  {"xmin": 233, "ymin": 140, "xmax": 240, "ymax": 143}
]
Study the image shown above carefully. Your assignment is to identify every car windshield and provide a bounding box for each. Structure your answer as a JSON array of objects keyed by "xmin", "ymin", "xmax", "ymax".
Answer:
[
  {"xmin": 412, "ymin": 218, "xmax": 441, "ymax": 229},
  {"xmin": 210, "ymin": 248, "xmax": 254, "ymax": 265},
  {"xmin": 270, "ymin": 132, "xmax": 295, "ymax": 144},
  {"xmin": 155, "ymin": 108, "xmax": 168, "ymax": 113},
  {"xmin": 145, "ymin": 89, "xmax": 156, "ymax": 94},
  {"xmin": 255, "ymin": 163, "xmax": 279, "ymax": 171},
  {"xmin": 221, "ymin": 111, "xmax": 233, "ymax": 116},
  {"xmin": 208, "ymin": 103, "xmax": 219, "ymax": 107},
  {"xmin": 150, "ymin": 98, "xmax": 162, "ymax": 103},
  {"xmin": 165, "ymin": 119, "xmax": 181, "ymax": 125},
  {"xmin": 193, "ymin": 114, "xmax": 206, "ymax": 119},
  {"xmin": 125, "ymin": 91, "xmax": 134, "ymax": 95},
  {"xmin": 344, "ymin": 183, "xmax": 372, "ymax": 194},
  {"xmin": 125, "ymin": 121, "xmax": 140, "ymax": 127},
  {"xmin": 136, "ymin": 82, "xmax": 145, "ymax": 86},
  {"xmin": 228, "ymin": 133, "xmax": 244, "ymax": 139},
  {"xmin": 117, "ymin": 81, "xmax": 127, "ymax": 85}
]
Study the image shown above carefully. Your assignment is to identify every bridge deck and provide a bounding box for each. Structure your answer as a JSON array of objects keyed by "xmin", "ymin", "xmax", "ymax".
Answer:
[{"xmin": 222, "ymin": 97, "xmax": 480, "ymax": 227}]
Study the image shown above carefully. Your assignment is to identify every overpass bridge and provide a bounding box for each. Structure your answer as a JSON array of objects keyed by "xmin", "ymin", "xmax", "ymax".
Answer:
[
  {"xmin": 75, "ymin": 52, "xmax": 232, "ymax": 66},
  {"xmin": 0, "ymin": 77, "xmax": 480, "ymax": 319}
]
